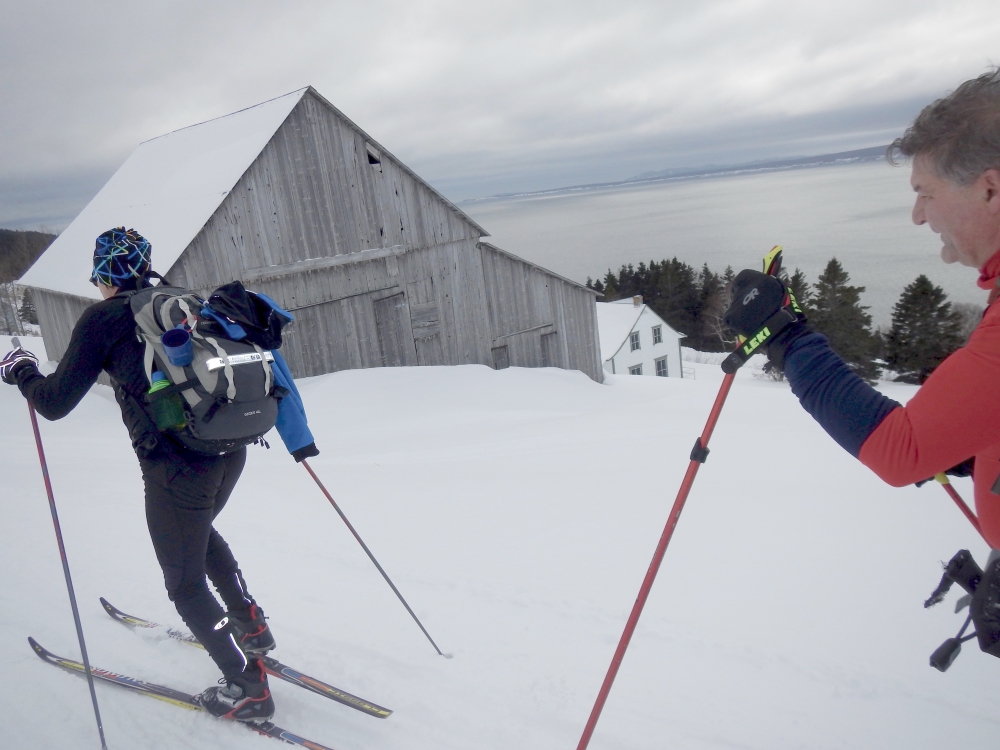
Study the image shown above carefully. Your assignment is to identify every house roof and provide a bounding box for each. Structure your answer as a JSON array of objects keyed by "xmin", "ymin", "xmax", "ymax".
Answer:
[
  {"xmin": 595, "ymin": 299, "xmax": 681, "ymax": 361},
  {"xmin": 21, "ymin": 89, "xmax": 308, "ymax": 300},
  {"xmin": 595, "ymin": 301, "xmax": 645, "ymax": 361}
]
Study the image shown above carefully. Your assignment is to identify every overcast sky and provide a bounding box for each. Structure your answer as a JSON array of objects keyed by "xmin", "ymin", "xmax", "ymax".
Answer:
[{"xmin": 2, "ymin": 0, "xmax": 999, "ymax": 231}]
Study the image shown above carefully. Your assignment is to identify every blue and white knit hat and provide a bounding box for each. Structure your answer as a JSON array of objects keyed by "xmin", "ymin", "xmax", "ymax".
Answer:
[{"xmin": 90, "ymin": 227, "xmax": 151, "ymax": 287}]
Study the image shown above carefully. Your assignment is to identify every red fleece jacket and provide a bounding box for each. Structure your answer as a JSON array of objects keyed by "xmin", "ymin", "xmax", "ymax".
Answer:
[{"xmin": 859, "ymin": 251, "xmax": 1000, "ymax": 547}]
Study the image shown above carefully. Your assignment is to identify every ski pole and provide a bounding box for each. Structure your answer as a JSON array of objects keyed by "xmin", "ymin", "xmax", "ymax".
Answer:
[
  {"xmin": 300, "ymin": 459, "xmax": 450, "ymax": 657},
  {"xmin": 14, "ymin": 340, "xmax": 108, "ymax": 749},
  {"xmin": 576, "ymin": 373, "xmax": 735, "ymax": 750},
  {"xmin": 934, "ymin": 474, "xmax": 986, "ymax": 543},
  {"xmin": 576, "ymin": 246, "xmax": 784, "ymax": 750}
]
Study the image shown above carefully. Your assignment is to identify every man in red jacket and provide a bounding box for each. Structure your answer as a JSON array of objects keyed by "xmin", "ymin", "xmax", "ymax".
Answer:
[{"xmin": 722, "ymin": 68, "xmax": 1000, "ymax": 662}]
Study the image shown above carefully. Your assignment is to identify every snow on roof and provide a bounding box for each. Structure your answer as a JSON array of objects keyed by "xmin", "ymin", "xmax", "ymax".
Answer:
[
  {"xmin": 20, "ymin": 88, "xmax": 308, "ymax": 300},
  {"xmin": 595, "ymin": 301, "xmax": 645, "ymax": 361}
]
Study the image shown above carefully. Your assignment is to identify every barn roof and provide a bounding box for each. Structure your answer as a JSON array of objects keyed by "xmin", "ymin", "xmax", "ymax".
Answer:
[
  {"xmin": 21, "ymin": 89, "xmax": 306, "ymax": 300},
  {"xmin": 21, "ymin": 87, "xmax": 486, "ymax": 300}
]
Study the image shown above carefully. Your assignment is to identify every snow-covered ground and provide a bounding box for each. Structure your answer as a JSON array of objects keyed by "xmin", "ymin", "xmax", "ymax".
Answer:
[{"xmin": 1, "ymin": 354, "xmax": 996, "ymax": 749}]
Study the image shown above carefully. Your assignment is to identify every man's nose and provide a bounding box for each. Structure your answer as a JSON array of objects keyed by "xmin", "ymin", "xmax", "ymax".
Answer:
[{"xmin": 912, "ymin": 198, "xmax": 926, "ymax": 226}]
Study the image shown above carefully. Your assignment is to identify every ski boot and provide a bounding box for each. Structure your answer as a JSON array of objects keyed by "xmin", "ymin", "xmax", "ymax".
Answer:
[
  {"xmin": 228, "ymin": 602, "xmax": 276, "ymax": 654},
  {"xmin": 195, "ymin": 657, "xmax": 275, "ymax": 722}
]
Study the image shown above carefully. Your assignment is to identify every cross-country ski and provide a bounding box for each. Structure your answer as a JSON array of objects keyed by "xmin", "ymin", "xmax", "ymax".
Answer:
[
  {"xmin": 29, "ymin": 637, "xmax": 339, "ymax": 750},
  {"xmin": 101, "ymin": 597, "xmax": 392, "ymax": 718}
]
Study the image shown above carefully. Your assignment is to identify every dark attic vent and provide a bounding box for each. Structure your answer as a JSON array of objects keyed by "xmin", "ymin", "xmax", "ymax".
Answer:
[{"xmin": 366, "ymin": 143, "xmax": 381, "ymax": 165}]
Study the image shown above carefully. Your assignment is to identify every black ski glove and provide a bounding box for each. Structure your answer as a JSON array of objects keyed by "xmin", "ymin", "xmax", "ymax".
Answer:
[
  {"xmin": 915, "ymin": 457, "xmax": 975, "ymax": 487},
  {"xmin": 292, "ymin": 442, "xmax": 320, "ymax": 463},
  {"xmin": 722, "ymin": 270, "xmax": 810, "ymax": 373},
  {"xmin": 1, "ymin": 347, "xmax": 39, "ymax": 384}
]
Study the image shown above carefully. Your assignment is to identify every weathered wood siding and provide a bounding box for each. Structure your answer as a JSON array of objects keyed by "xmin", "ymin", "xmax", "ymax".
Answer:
[
  {"xmin": 237, "ymin": 239, "xmax": 494, "ymax": 377},
  {"xmin": 166, "ymin": 89, "xmax": 483, "ymax": 293},
  {"xmin": 32, "ymin": 288, "xmax": 98, "ymax": 362},
  {"xmin": 479, "ymin": 243, "xmax": 602, "ymax": 382}
]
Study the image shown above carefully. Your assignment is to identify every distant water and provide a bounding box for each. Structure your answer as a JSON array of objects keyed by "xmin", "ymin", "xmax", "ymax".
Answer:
[{"xmin": 463, "ymin": 162, "xmax": 987, "ymax": 328}]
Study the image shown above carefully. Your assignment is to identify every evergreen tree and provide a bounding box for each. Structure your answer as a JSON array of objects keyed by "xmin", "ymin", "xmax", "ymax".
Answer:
[
  {"xmin": 783, "ymin": 267, "xmax": 812, "ymax": 314},
  {"xmin": 649, "ymin": 258, "xmax": 700, "ymax": 339},
  {"xmin": 810, "ymin": 258, "xmax": 879, "ymax": 382},
  {"xmin": 694, "ymin": 263, "xmax": 728, "ymax": 351},
  {"xmin": 600, "ymin": 269, "xmax": 620, "ymax": 300},
  {"xmin": 885, "ymin": 275, "xmax": 964, "ymax": 384},
  {"xmin": 19, "ymin": 287, "xmax": 38, "ymax": 325}
]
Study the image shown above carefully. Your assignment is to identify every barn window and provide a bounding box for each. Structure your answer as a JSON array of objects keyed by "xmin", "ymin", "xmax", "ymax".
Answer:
[
  {"xmin": 655, "ymin": 357, "xmax": 668, "ymax": 377},
  {"xmin": 630, "ymin": 331, "xmax": 640, "ymax": 351},
  {"xmin": 366, "ymin": 143, "xmax": 381, "ymax": 165},
  {"xmin": 629, "ymin": 364, "xmax": 643, "ymax": 375},
  {"xmin": 652, "ymin": 325, "xmax": 662, "ymax": 345}
]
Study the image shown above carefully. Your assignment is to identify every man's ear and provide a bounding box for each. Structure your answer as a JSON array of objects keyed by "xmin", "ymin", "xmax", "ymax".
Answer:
[{"xmin": 982, "ymin": 169, "xmax": 1000, "ymax": 211}]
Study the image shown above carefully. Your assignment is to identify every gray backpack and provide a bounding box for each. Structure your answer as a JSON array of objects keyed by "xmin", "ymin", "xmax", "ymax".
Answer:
[{"xmin": 128, "ymin": 285, "xmax": 279, "ymax": 455}]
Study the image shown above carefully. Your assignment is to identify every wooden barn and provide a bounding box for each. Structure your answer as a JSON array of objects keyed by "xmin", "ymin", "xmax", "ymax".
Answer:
[{"xmin": 19, "ymin": 87, "xmax": 603, "ymax": 382}]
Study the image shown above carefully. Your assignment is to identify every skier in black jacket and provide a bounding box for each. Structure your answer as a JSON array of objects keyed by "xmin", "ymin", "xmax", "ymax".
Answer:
[{"xmin": 1, "ymin": 228, "xmax": 276, "ymax": 723}]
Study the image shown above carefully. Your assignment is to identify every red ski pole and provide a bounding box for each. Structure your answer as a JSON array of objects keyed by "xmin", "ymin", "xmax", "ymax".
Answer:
[
  {"xmin": 575, "ymin": 373, "xmax": 734, "ymax": 750},
  {"xmin": 576, "ymin": 246, "xmax": 784, "ymax": 750},
  {"xmin": 934, "ymin": 474, "xmax": 986, "ymax": 542}
]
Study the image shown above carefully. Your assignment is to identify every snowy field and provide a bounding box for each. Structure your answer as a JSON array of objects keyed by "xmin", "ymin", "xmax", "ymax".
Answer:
[{"xmin": 1, "ymin": 349, "xmax": 997, "ymax": 749}]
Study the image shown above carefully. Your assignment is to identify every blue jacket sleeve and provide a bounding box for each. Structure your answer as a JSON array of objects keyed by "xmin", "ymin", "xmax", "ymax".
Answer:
[
  {"xmin": 783, "ymin": 332, "xmax": 900, "ymax": 458},
  {"xmin": 269, "ymin": 350, "xmax": 316, "ymax": 455}
]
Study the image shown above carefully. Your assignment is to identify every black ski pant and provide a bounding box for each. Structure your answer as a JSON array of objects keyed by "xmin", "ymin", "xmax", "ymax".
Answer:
[{"xmin": 139, "ymin": 444, "xmax": 255, "ymax": 680}]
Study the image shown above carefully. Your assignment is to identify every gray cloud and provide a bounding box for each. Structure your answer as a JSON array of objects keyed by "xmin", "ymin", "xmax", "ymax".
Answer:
[{"xmin": 1, "ymin": 0, "xmax": 998, "ymax": 229}]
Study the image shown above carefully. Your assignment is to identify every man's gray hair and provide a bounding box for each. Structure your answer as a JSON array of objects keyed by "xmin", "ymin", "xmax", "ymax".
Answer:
[{"xmin": 889, "ymin": 68, "xmax": 1000, "ymax": 185}]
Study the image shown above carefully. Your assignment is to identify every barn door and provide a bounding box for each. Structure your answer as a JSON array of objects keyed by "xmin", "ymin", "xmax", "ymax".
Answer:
[{"xmin": 373, "ymin": 293, "xmax": 416, "ymax": 367}]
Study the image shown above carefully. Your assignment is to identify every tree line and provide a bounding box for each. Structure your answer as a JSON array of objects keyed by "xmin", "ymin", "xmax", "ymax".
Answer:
[
  {"xmin": 0, "ymin": 228, "xmax": 56, "ymax": 335},
  {"xmin": 587, "ymin": 257, "xmax": 982, "ymax": 384}
]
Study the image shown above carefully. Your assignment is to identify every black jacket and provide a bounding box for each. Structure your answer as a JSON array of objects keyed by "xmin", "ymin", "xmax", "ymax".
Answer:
[{"xmin": 14, "ymin": 291, "xmax": 160, "ymax": 454}]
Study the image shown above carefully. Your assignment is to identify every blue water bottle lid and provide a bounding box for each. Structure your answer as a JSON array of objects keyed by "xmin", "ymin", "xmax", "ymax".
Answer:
[{"xmin": 151, "ymin": 371, "xmax": 167, "ymax": 383}]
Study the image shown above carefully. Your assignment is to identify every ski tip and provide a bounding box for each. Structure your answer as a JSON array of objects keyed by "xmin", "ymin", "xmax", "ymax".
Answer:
[
  {"xmin": 442, "ymin": 653, "xmax": 453, "ymax": 659},
  {"xmin": 27, "ymin": 637, "xmax": 47, "ymax": 659}
]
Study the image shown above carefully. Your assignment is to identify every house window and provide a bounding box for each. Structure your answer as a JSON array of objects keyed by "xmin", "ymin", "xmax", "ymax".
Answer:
[
  {"xmin": 652, "ymin": 325, "xmax": 662, "ymax": 345},
  {"xmin": 629, "ymin": 331, "xmax": 640, "ymax": 351},
  {"xmin": 629, "ymin": 364, "xmax": 643, "ymax": 375},
  {"xmin": 655, "ymin": 357, "xmax": 668, "ymax": 377}
]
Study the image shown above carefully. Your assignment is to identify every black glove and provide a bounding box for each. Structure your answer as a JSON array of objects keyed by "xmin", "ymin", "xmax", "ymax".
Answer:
[
  {"xmin": 915, "ymin": 457, "xmax": 974, "ymax": 487},
  {"xmin": 721, "ymin": 270, "xmax": 809, "ymax": 373},
  {"xmin": 292, "ymin": 442, "xmax": 320, "ymax": 463},
  {"xmin": 1, "ymin": 347, "xmax": 39, "ymax": 384}
]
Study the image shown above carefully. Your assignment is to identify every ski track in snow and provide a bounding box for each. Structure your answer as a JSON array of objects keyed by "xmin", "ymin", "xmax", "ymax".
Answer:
[{"xmin": 1, "ymin": 349, "xmax": 998, "ymax": 749}]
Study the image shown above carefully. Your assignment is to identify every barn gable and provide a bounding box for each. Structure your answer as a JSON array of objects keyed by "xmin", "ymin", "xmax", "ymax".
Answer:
[{"xmin": 166, "ymin": 88, "xmax": 486, "ymax": 293}]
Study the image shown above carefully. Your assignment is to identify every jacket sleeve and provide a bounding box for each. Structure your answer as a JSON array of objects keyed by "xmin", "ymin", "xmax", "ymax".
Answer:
[
  {"xmin": 857, "ymin": 313, "xmax": 1000, "ymax": 485},
  {"xmin": 269, "ymin": 350, "xmax": 316, "ymax": 456},
  {"xmin": 783, "ymin": 310, "xmax": 1000, "ymax": 487},
  {"xmin": 783, "ymin": 332, "xmax": 900, "ymax": 457},
  {"xmin": 17, "ymin": 300, "xmax": 128, "ymax": 420}
]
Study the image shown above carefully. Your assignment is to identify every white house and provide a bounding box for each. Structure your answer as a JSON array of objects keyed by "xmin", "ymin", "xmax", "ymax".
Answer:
[{"xmin": 596, "ymin": 297, "xmax": 684, "ymax": 377}]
